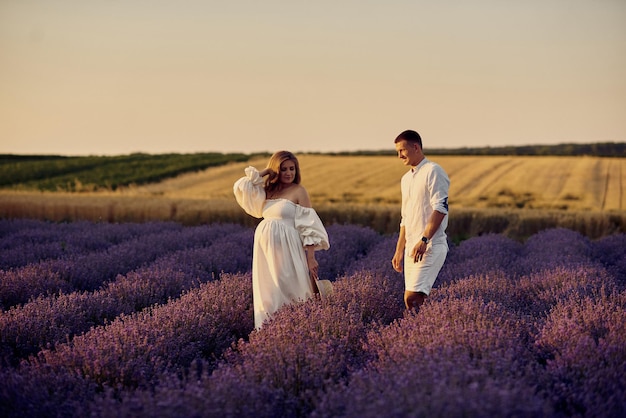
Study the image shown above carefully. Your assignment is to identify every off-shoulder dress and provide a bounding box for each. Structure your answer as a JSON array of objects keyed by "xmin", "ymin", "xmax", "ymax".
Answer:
[{"xmin": 234, "ymin": 167, "xmax": 330, "ymax": 329}]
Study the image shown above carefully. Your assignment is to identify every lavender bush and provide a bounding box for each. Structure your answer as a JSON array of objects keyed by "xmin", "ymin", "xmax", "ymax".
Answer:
[
  {"xmin": 316, "ymin": 224, "xmax": 382, "ymax": 280},
  {"xmin": 534, "ymin": 291, "xmax": 626, "ymax": 417},
  {"xmin": 47, "ymin": 271, "xmax": 249, "ymax": 388},
  {"xmin": 330, "ymin": 270, "xmax": 404, "ymax": 325},
  {"xmin": 437, "ymin": 233, "xmax": 522, "ymax": 284},
  {"xmin": 591, "ymin": 233, "xmax": 626, "ymax": 286},
  {"xmin": 435, "ymin": 263, "xmax": 619, "ymax": 325},
  {"xmin": 0, "ymin": 220, "xmax": 152, "ymax": 269},
  {"xmin": 0, "ymin": 220, "xmax": 624, "ymax": 418},
  {"xmin": 1, "ymin": 226, "xmax": 252, "ymax": 363},
  {"xmin": 91, "ymin": 297, "xmax": 371, "ymax": 418},
  {"xmin": 315, "ymin": 297, "xmax": 553, "ymax": 417},
  {"xmin": 1, "ymin": 223, "xmax": 186, "ymax": 308},
  {"xmin": 343, "ymin": 234, "xmax": 402, "ymax": 278},
  {"xmin": 0, "ymin": 264, "xmax": 74, "ymax": 312},
  {"xmin": 521, "ymin": 227, "xmax": 594, "ymax": 273},
  {"xmin": 0, "ymin": 222, "xmax": 247, "ymax": 309}
]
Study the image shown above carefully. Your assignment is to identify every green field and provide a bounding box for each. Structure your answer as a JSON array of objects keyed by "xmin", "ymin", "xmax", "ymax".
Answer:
[{"xmin": 0, "ymin": 153, "xmax": 252, "ymax": 191}]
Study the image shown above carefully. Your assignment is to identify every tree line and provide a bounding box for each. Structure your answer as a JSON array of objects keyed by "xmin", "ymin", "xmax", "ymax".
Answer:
[{"xmin": 329, "ymin": 142, "xmax": 625, "ymax": 157}]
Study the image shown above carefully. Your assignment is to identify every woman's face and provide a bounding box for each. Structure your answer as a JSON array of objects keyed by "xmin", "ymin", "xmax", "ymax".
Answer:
[{"xmin": 279, "ymin": 160, "xmax": 297, "ymax": 184}]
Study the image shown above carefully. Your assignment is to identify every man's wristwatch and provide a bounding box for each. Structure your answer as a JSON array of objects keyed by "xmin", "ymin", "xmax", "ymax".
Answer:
[{"xmin": 421, "ymin": 236, "xmax": 429, "ymax": 244}]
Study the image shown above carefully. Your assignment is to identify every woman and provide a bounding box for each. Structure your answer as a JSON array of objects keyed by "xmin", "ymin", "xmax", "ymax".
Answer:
[{"xmin": 234, "ymin": 151, "xmax": 330, "ymax": 329}]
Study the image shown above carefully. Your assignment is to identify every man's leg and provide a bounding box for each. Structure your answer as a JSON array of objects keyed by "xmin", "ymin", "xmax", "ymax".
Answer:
[
  {"xmin": 404, "ymin": 290, "xmax": 427, "ymax": 311},
  {"xmin": 403, "ymin": 243, "xmax": 447, "ymax": 311}
]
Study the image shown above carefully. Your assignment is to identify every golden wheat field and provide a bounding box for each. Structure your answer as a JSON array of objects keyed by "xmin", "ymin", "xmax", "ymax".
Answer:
[
  {"xmin": 1, "ymin": 154, "xmax": 625, "ymax": 238},
  {"xmin": 88, "ymin": 154, "xmax": 625, "ymax": 211}
]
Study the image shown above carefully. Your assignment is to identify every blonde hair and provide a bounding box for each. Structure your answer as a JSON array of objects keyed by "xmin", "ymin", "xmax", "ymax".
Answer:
[{"xmin": 265, "ymin": 151, "xmax": 301, "ymax": 193}]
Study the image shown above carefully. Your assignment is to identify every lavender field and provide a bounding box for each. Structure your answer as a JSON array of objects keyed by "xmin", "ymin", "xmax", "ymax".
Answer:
[{"xmin": 0, "ymin": 220, "xmax": 625, "ymax": 418}]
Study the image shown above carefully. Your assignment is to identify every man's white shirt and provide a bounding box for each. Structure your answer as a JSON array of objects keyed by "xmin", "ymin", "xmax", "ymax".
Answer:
[{"xmin": 400, "ymin": 158, "xmax": 450, "ymax": 250}]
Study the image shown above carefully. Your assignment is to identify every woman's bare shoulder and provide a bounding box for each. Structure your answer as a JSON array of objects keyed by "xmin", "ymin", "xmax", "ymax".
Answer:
[{"xmin": 295, "ymin": 184, "xmax": 312, "ymax": 207}]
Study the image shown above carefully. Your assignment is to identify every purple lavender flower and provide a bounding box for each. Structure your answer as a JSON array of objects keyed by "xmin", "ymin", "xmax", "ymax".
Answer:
[
  {"xmin": 316, "ymin": 224, "xmax": 382, "ymax": 280},
  {"xmin": 438, "ymin": 233, "xmax": 522, "ymax": 284},
  {"xmin": 28, "ymin": 272, "xmax": 252, "ymax": 391},
  {"xmin": 521, "ymin": 228, "xmax": 593, "ymax": 273},
  {"xmin": 534, "ymin": 291, "xmax": 626, "ymax": 417},
  {"xmin": 591, "ymin": 233, "xmax": 626, "ymax": 287},
  {"xmin": 1, "ymin": 221, "xmax": 624, "ymax": 418},
  {"xmin": 316, "ymin": 297, "xmax": 552, "ymax": 417}
]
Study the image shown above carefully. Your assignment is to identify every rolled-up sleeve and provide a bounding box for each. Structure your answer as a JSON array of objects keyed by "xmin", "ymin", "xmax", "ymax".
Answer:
[
  {"xmin": 233, "ymin": 166, "xmax": 266, "ymax": 218},
  {"xmin": 429, "ymin": 165, "xmax": 450, "ymax": 214},
  {"xmin": 294, "ymin": 206, "xmax": 330, "ymax": 251}
]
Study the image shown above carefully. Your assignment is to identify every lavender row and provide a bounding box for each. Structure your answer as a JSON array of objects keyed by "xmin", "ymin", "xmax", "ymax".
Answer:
[
  {"xmin": 435, "ymin": 264, "xmax": 620, "ymax": 324},
  {"xmin": 1, "ymin": 272, "xmax": 254, "ymax": 418},
  {"xmin": 85, "ymin": 270, "xmax": 625, "ymax": 418},
  {"xmin": 339, "ymin": 228, "xmax": 626, "ymax": 295},
  {"xmin": 3, "ymin": 270, "xmax": 625, "ymax": 417},
  {"xmin": 533, "ymin": 291, "xmax": 626, "ymax": 416},
  {"xmin": 1, "ymin": 223, "xmax": 625, "ymax": 417},
  {"xmin": 339, "ymin": 228, "xmax": 603, "ymax": 290},
  {"xmin": 3, "ymin": 220, "xmax": 622, "ymax": 300},
  {"xmin": 1, "ymin": 224, "xmax": 622, "ymax": 364},
  {"xmin": 0, "ymin": 224, "xmax": 383, "ymax": 364},
  {"xmin": 0, "ymin": 222, "xmax": 383, "ymax": 310},
  {"xmin": 0, "ymin": 220, "xmax": 180, "ymax": 269},
  {"xmin": 0, "ymin": 223, "xmax": 246, "ymax": 309},
  {"xmin": 324, "ymin": 297, "xmax": 548, "ymax": 417},
  {"xmin": 1, "ymin": 269, "xmax": 404, "ymax": 418},
  {"xmin": 590, "ymin": 232, "xmax": 626, "ymax": 285},
  {"xmin": 316, "ymin": 224, "xmax": 382, "ymax": 280},
  {"xmin": 0, "ymin": 227, "xmax": 253, "ymax": 363}
]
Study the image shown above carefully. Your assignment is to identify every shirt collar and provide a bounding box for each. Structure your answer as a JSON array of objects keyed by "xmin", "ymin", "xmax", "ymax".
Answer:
[{"xmin": 411, "ymin": 157, "xmax": 429, "ymax": 173}]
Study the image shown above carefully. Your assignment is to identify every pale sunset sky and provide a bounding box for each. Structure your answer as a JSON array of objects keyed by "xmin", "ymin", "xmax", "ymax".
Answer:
[{"xmin": 1, "ymin": 0, "xmax": 625, "ymax": 155}]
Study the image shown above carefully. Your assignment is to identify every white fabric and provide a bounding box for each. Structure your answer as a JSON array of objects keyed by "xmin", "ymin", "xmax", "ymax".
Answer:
[
  {"xmin": 234, "ymin": 166, "xmax": 330, "ymax": 328},
  {"xmin": 403, "ymin": 242, "xmax": 447, "ymax": 295},
  {"xmin": 400, "ymin": 158, "xmax": 450, "ymax": 251}
]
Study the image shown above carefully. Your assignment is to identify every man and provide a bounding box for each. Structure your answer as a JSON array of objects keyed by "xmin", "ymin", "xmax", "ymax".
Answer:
[{"xmin": 391, "ymin": 129, "xmax": 450, "ymax": 311}]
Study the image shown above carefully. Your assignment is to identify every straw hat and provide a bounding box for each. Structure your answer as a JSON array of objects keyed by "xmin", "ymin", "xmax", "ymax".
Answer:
[{"xmin": 315, "ymin": 279, "xmax": 334, "ymax": 299}]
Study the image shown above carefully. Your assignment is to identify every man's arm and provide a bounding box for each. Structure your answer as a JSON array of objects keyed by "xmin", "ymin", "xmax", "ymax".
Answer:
[
  {"xmin": 410, "ymin": 210, "xmax": 446, "ymax": 262},
  {"xmin": 392, "ymin": 225, "xmax": 406, "ymax": 272}
]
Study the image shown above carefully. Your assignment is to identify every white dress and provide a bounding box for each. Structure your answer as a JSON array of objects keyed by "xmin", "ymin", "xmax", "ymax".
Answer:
[{"xmin": 234, "ymin": 166, "xmax": 330, "ymax": 329}]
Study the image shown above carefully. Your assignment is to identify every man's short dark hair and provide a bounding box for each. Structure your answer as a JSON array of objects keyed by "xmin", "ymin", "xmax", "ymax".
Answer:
[{"xmin": 395, "ymin": 130, "xmax": 422, "ymax": 149}]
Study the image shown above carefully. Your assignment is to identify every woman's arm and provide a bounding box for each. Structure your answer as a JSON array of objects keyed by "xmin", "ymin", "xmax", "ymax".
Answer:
[
  {"xmin": 305, "ymin": 245, "xmax": 319, "ymax": 279},
  {"xmin": 258, "ymin": 168, "xmax": 275, "ymax": 178}
]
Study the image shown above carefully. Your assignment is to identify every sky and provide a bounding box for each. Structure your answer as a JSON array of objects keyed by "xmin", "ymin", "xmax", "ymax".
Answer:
[{"xmin": 1, "ymin": 0, "xmax": 625, "ymax": 156}]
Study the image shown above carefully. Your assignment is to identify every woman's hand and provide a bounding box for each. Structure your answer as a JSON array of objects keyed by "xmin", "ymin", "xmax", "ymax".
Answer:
[
  {"xmin": 259, "ymin": 168, "xmax": 276, "ymax": 178},
  {"xmin": 306, "ymin": 248, "xmax": 319, "ymax": 279}
]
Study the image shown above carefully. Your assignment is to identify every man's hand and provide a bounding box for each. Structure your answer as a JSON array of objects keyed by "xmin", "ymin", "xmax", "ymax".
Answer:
[
  {"xmin": 410, "ymin": 241, "xmax": 427, "ymax": 262},
  {"xmin": 392, "ymin": 251, "xmax": 404, "ymax": 272}
]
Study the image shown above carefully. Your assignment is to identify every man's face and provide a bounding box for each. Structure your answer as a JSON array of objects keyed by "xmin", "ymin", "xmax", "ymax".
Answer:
[{"xmin": 395, "ymin": 140, "xmax": 421, "ymax": 167}]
